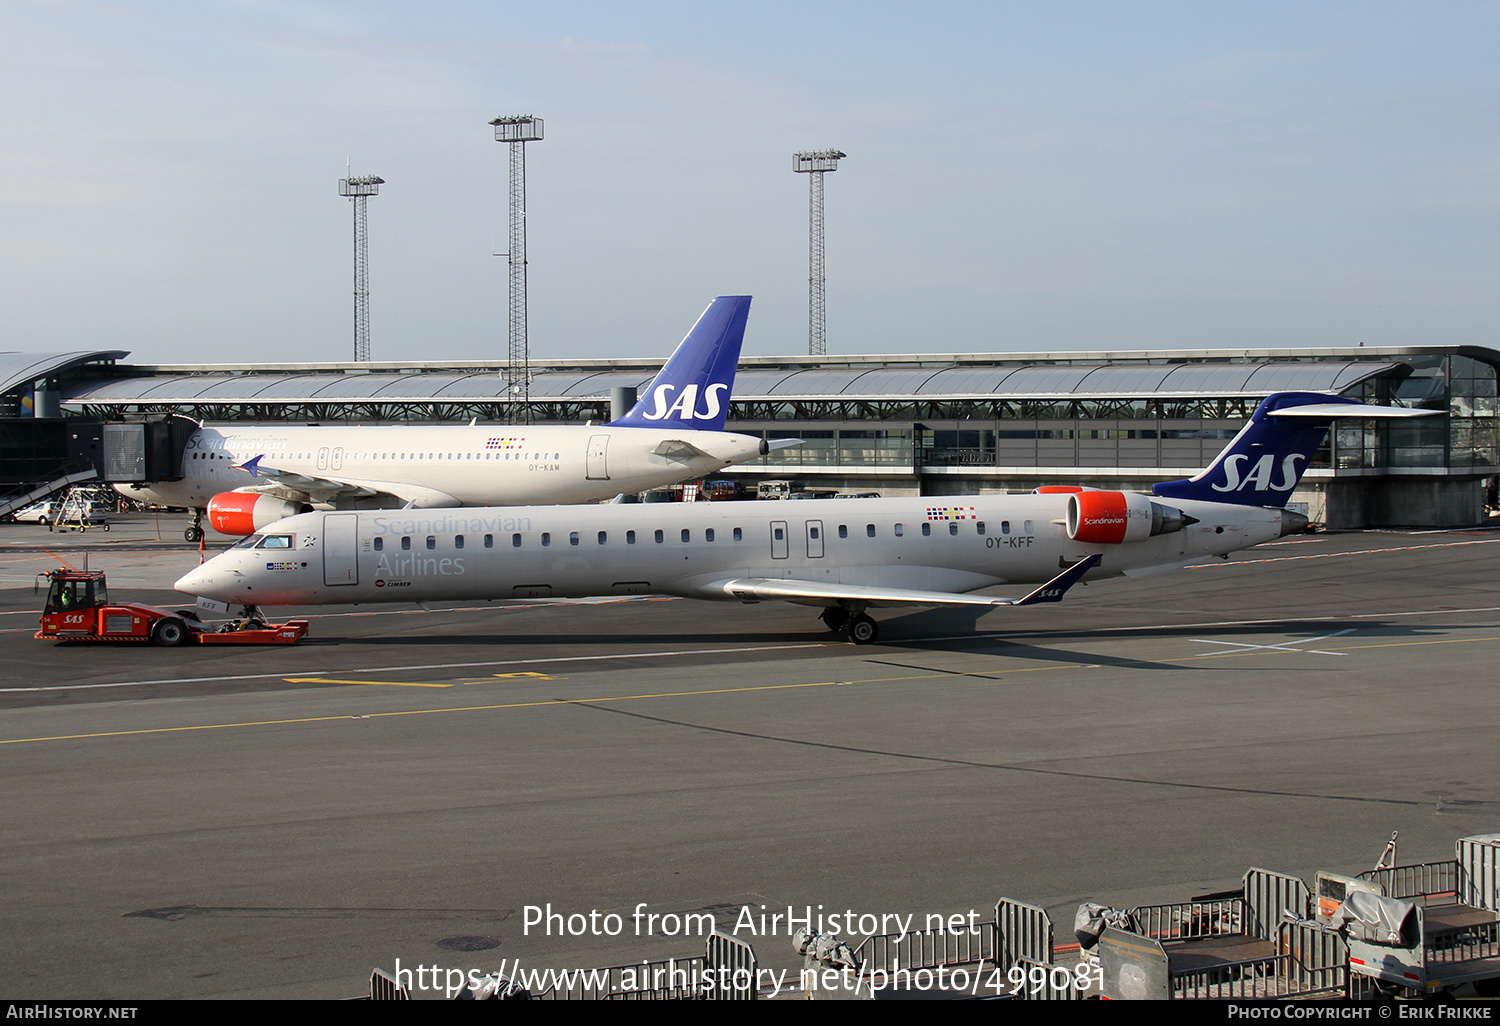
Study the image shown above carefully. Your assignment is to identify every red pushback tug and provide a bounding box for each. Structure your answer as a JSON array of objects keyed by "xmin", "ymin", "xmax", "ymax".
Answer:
[{"xmin": 35, "ymin": 568, "xmax": 308, "ymax": 645}]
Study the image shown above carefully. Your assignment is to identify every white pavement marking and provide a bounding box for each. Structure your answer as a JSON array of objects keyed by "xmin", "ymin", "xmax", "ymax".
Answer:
[
  {"xmin": 1191, "ymin": 628, "xmax": 1357, "ymax": 658},
  {"xmin": 1188, "ymin": 538, "xmax": 1500, "ymax": 567}
]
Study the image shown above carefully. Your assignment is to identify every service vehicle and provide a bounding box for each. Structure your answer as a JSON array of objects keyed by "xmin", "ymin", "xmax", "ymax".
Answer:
[
  {"xmin": 35, "ymin": 567, "xmax": 307, "ymax": 645},
  {"xmin": 1318, "ymin": 834, "xmax": 1500, "ymax": 997},
  {"xmin": 11, "ymin": 501, "xmax": 59, "ymax": 524}
]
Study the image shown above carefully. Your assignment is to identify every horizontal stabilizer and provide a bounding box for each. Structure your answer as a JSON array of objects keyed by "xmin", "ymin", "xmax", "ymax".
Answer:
[
  {"xmin": 1267, "ymin": 404, "xmax": 1439, "ymax": 419},
  {"xmin": 651, "ymin": 439, "xmax": 708, "ymax": 461}
]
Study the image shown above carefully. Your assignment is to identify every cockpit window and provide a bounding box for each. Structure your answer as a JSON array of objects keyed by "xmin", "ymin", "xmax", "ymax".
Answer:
[
  {"xmin": 255, "ymin": 535, "xmax": 293, "ymax": 549},
  {"xmin": 233, "ymin": 534, "xmax": 263, "ymax": 549}
]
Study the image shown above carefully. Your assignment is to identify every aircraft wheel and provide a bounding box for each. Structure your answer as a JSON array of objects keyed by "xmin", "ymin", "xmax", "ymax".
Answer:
[
  {"xmin": 845, "ymin": 614, "xmax": 878, "ymax": 645},
  {"xmin": 152, "ymin": 619, "xmax": 189, "ymax": 647},
  {"xmin": 820, "ymin": 607, "xmax": 849, "ymax": 633},
  {"xmin": 184, "ymin": 526, "xmax": 202, "ymax": 543}
]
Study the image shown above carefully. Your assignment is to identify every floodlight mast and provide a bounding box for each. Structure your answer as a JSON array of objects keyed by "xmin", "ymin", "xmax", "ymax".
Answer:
[
  {"xmin": 491, "ymin": 115, "xmax": 544, "ymax": 423},
  {"xmin": 338, "ymin": 174, "xmax": 384, "ymax": 362},
  {"xmin": 793, "ymin": 149, "xmax": 845, "ymax": 357}
]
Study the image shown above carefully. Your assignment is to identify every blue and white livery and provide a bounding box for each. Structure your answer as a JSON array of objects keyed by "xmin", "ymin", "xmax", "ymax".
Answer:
[
  {"xmin": 120, "ymin": 297, "xmax": 769, "ymax": 540},
  {"xmin": 176, "ymin": 391, "xmax": 1434, "ymax": 644}
]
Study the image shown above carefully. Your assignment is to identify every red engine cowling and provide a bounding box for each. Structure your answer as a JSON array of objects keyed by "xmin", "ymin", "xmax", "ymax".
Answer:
[
  {"xmin": 1066, "ymin": 491, "xmax": 1192, "ymax": 544},
  {"xmin": 207, "ymin": 493, "xmax": 310, "ymax": 536}
]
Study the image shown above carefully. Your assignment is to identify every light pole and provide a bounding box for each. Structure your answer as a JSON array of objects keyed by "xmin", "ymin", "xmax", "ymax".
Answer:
[
  {"xmin": 491, "ymin": 115, "xmax": 544, "ymax": 420},
  {"xmin": 793, "ymin": 149, "xmax": 845, "ymax": 357}
]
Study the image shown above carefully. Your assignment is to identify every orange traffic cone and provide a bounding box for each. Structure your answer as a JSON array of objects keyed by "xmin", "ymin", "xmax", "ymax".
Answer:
[{"xmin": 198, "ymin": 535, "xmax": 207, "ymax": 565}]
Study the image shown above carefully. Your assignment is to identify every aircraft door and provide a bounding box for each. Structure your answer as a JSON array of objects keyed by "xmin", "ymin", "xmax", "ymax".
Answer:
[
  {"xmin": 317, "ymin": 446, "xmax": 329, "ymax": 470},
  {"xmin": 323, "ymin": 513, "xmax": 359, "ymax": 587},
  {"xmin": 586, "ymin": 434, "xmax": 610, "ymax": 480},
  {"xmin": 770, "ymin": 520, "xmax": 788, "ymax": 559},
  {"xmin": 806, "ymin": 520, "xmax": 824, "ymax": 558},
  {"xmin": 331, "ymin": 446, "xmax": 344, "ymax": 470}
]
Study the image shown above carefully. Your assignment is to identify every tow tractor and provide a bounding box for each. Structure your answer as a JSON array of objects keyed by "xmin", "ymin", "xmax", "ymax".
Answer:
[{"xmin": 35, "ymin": 567, "xmax": 308, "ymax": 645}]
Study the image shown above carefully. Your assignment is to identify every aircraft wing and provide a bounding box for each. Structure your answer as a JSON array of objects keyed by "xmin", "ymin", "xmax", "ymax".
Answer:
[
  {"xmin": 706, "ymin": 554, "xmax": 1101, "ymax": 608},
  {"xmin": 232, "ymin": 456, "xmax": 452, "ymax": 506}
]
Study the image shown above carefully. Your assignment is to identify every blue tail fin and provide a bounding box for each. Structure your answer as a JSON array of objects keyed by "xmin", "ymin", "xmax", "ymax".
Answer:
[
  {"xmin": 1152, "ymin": 392, "xmax": 1362, "ymax": 507},
  {"xmin": 608, "ymin": 296, "xmax": 751, "ymax": 432}
]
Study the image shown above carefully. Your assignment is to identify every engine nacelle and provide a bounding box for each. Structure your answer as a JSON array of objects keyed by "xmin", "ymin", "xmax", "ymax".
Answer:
[
  {"xmin": 1066, "ymin": 491, "xmax": 1193, "ymax": 545},
  {"xmin": 207, "ymin": 493, "xmax": 311, "ymax": 536}
]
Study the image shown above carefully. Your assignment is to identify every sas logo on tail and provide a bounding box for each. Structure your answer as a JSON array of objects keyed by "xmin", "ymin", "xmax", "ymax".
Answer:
[
  {"xmin": 1212, "ymin": 453, "xmax": 1305, "ymax": 494},
  {"xmin": 639, "ymin": 383, "xmax": 729, "ymax": 422}
]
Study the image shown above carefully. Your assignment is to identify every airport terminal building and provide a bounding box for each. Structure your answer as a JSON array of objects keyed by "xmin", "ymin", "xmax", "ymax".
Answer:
[{"xmin": 3, "ymin": 343, "xmax": 1496, "ymax": 528}]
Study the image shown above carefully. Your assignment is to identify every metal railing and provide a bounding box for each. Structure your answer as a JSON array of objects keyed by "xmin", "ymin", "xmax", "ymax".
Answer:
[{"xmin": 1361, "ymin": 860, "xmax": 1459, "ymax": 903}]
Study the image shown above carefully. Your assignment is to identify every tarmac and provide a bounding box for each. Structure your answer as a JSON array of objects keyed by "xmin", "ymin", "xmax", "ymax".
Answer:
[{"xmin": 1, "ymin": 512, "xmax": 1497, "ymax": 998}]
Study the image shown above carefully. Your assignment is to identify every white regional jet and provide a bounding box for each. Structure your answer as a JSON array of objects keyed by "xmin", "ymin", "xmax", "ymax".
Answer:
[
  {"xmin": 176, "ymin": 392, "xmax": 1432, "ymax": 644},
  {"xmin": 119, "ymin": 296, "xmax": 772, "ymax": 541}
]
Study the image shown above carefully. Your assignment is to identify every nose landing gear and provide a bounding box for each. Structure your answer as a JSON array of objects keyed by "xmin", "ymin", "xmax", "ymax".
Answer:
[{"xmin": 184, "ymin": 508, "xmax": 206, "ymax": 543}]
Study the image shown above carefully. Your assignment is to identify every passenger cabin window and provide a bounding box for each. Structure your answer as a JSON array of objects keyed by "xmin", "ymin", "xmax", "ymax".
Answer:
[
  {"xmin": 655, "ymin": 530, "xmax": 664, "ymax": 543},
  {"xmin": 977, "ymin": 522, "xmax": 986, "ymax": 535},
  {"xmin": 733, "ymin": 527, "xmax": 742, "ymax": 541},
  {"xmin": 373, "ymin": 538, "xmax": 383, "ymax": 551},
  {"xmin": 598, "ymin": 531, "xmax": 607, "ymax": 545},
  {"xmin": 1024, "ymin": 520, "xmax": 1034, "ymax": 533},
  {"xmin": 894, "ymin": 523, "xmax": 904, "ymax": 537},
  {"xmin": 513, "ymin": 534, "xmax": 522, "ymax": 548},
  {"xmin": 484, "ymin": 534, "xmax": 494, "ymax": 548},
  {"xmin": 542, "ymin": 533, "xmax": 551, "ymax": 547},
  {"xmin": 681, "ymin": 529, "xmax": 690, "ymax": 543},
  {"xmin": 949, "ymin": 522, "xmax": 959, "ymax": 536},
  {"xmin": 570, "ymin": 532, "xmax": 580, "ymax": 546},
  {"xmin": 705, "ymin": 528, "xmax": 715, "ymax": 542},
  {"xmin": 426, "ymin": 536, "xmax": 436, "ymax": 550},
  {"xmin": 922, "ymin": 523, "xmax": 931, "ymax": 536},
  {"xmin": 866, "ymin": 524, "xmax": 876, "ymax": 538},
  {"xmin": 838, "ymin": 525, "xmax": 847, "ymax": 539},
  {"xmin": 627, "ymin": 530, "xmax": 636, "ymax": 544},
  {"xmin": 1001, "ymin": 521, "xmax": 1010, "ymax": 535},
  {"xmin": 401, "ymin": 536, "xmax": 412, "ymax": 550},
  {"xmin": 455, "ymin": 535, "xmax": 465, "ymax": 549}
]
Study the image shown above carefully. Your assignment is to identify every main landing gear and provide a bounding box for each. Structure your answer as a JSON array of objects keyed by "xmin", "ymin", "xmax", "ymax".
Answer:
[
  {"xmin": 184, "ymin": 508, "xmax": 205, "ymax": 543},
  {"xmin": 819, "ymin": 606, "xmax": 879, "ymax": 645}
]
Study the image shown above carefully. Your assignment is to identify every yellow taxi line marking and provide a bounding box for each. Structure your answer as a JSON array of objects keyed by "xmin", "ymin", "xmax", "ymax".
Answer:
[
  {"xmin": 282, "ymin": 678, "xmax": 452, "ymax": 688},
  {"xmin": 0, "ymin": 668, "xmax": 1072, "ymax": 746},
  {"xmin": 6, "ymin": 634, "xmax": 1495, "ymax": 746}
]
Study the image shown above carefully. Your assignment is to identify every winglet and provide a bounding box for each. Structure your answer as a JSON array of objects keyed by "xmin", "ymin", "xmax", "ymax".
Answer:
[
  {"xmin": 235, "ymin": 455, "xmax": 265, "ymax": 477},
  {"xmin": 1012, "ymin": 553, "xmax": 1101, "ymax": 606},
  {"xmin": 608, "ymin": 296, "xmax": 751, "ymax": 432}
]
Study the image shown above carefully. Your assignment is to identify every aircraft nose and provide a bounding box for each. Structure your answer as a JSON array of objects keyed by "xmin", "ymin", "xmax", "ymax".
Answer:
[{"xmin": 174, "ymin": 566, "xmax": 209, "ymax": 596}]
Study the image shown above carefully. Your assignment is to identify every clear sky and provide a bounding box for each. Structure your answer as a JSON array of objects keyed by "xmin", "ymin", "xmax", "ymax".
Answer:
[{"xmin": 2, "ymin": 1, "xmax": 1497, "ymax": 365}]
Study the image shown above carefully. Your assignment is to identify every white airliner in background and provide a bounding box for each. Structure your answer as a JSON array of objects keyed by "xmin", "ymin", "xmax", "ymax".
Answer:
[
  {"xmin": 176, "ymin": 392, "xmax": 1433, "ymax": 644},
  {"xmin": 119, "ymin": 296, "xmax": 775, "ymax": 540}
]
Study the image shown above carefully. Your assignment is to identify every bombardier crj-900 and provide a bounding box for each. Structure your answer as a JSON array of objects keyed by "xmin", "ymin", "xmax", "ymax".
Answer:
[
  {"xmin": 176, "ymin": 393, "xmax": 1432, "ymax": 644},
  {"xmin": 120, "ymin": 296, "xmax": 773, "ymax": 541}
]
